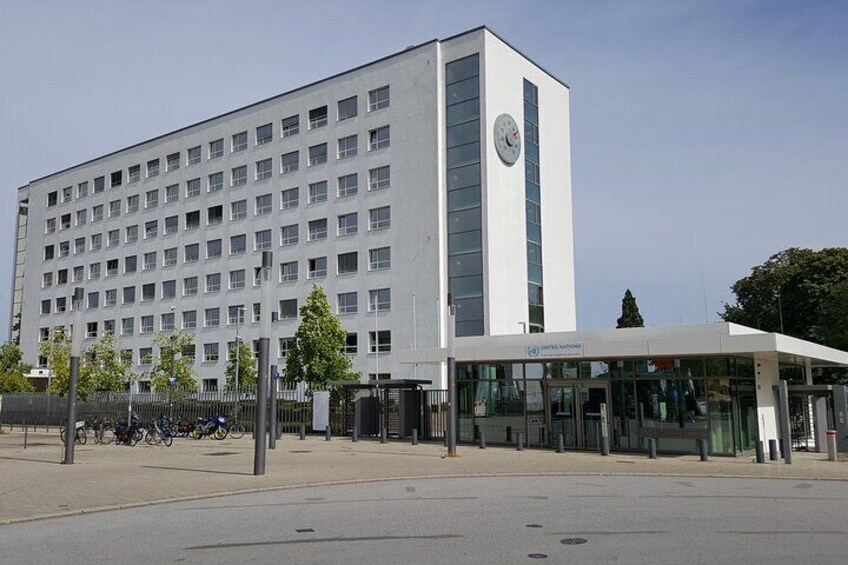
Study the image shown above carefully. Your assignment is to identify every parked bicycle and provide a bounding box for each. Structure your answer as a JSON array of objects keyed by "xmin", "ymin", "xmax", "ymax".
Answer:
[
  {"xmin": 59, "ymin": 420, "xmax": 87, "ymax": 445},
  {"xmin": 144, "ymin": 416, "xmax": 174, "ymax": 447},
  {"xmin": 114, "ymin": 414, "xmax": 144, "ymax": 446}
]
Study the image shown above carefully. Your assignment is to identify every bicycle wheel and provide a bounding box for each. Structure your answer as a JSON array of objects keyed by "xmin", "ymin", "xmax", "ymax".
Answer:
[
  {"xmin": 101, "ymin": 429, "xmax": 115, "ymax": 445},
  {"xmin": 129, "ymin": 431, "xmax": 140, "ymax": 447},
  {"xmin": 60, "ymin": 427, "xmax": 66, "ymax": 442},
  {"xmin": 76, "ymin": 428, "xmax": 87, "ymax": 445},
  {"xmin": 189, "ymin": 427, "xmax": 202, "ymax": 440},
  {"xmin": 145, "ymin": 430, "xmax": 159, "ymax": 445},
  {"xmin": 162, "ymin": 434, "xmax": 173, "ymax": 447},
  {"xmin": 213, "ymin": 426, "xmax": 228, "ymax": 440},
  {"xmin": 228, "ymin": 423, "xmax": 246, "ymax": 439}
]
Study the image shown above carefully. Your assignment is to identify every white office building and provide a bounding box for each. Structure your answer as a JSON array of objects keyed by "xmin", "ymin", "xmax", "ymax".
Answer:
[{"xmin": 9, "ymin": 26, "xmax": 576, "ymax": 391}]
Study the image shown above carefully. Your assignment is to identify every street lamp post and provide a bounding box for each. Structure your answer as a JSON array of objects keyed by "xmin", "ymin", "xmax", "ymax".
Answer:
[
  {"xmin": 63, "ymin": 287, "xmax": 84, "ymax": 465},
  {"xmin": 254, "ymin": 251, "xmax": 273, "ymax": 476},
  {"xmin": 446, "ymin": 294, "xmax": 458, "ymax": 457}
]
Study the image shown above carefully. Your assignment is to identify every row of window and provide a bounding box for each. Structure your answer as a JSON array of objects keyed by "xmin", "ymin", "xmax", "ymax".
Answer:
[
  {"xmin": 44, "ymin": 86, "xmax": 390, "ymax": 209},
  {"xmin": 43, "ymin": 166, "xmax": 392, "ymax": 240}
]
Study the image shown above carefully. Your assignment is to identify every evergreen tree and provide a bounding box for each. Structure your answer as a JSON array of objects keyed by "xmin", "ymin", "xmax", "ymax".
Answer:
[
  {"xmin": 225, "ymin": 341, "xmax": 257, "ymax": 392},
  {"xmin": 616, "ymin": 289, "xmax": 645, "ymax": 328},
  {"xmin": 285, "ymin": 285, "xmax": 357, "ymax": 387},
  {"xmin": 0, "ymin": 341, "xmax": 34, "ymax": 393},
  {"xmin": 148, "ymin": 330, "xmax": 198, "ymax": 393}
]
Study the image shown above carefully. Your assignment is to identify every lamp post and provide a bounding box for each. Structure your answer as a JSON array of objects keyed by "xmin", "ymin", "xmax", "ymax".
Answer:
[
  {"xmin": 63, "ymin": 287, "xmax": 84, "ymax": 465},
  {"xmin": 446, "ymin": 294, "xmax": 458, "ymax": 457},
  {"xmin": 234, "ymin": 305, "xmax": 245, "ymax": 409},
  {"xmin": 254, "ymin": 251, "xmax": 273, "ymax": 476}
]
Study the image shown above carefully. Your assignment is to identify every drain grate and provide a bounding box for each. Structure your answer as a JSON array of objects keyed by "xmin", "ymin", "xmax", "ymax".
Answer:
[
  {"xmin": 289, "ymin": 450, "xmax": 312, "ymax": 453},
  {"xmin": 528, "ymin": 553, "xmax": 548, "ymax": 559},
  {"xmin": 526, "ymin": 524, "xmax": 543, "ymax": 528},
  {"xmin": 560, "ymin": 538, "xmax": 588, "ymax": 546},
  {"xmin": 203, "ymin": 452, "xmax": 238, "ymax": 456},
  {"xmin": 295, "ymin": 528, "xmax": 315, "ymax": 533}
]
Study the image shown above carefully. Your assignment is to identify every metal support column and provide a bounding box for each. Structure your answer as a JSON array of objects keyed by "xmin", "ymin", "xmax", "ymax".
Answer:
[
  {"xmin": 63, "ymin": 288, "xmax": 84, "ymax": 465},
  {"xmin": 446, "ymin": 296, "xmax": 458, "ymax": 457},
  {"xmin": 253, "ymin": 251, "xmax": 272, "ymax": 476},
  {"xmin": 269, "ymin": 364, "xmax": 277, "ymax": 450},
  {"xmin": 777, "ymin": 380, "xmax": 792, "ymax": 465}
]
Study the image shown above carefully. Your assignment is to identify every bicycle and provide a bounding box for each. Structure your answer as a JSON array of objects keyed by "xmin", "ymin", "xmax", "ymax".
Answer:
[
  {"xmin": 60, "ymin": 421, "xmax": 87, "ymax": 445},
  {"xmin": 144, "ymin": 416, "xmax": 174, "ymax": 447},
  {"xmin": 227, "ymin": 419, "xmax": 246, "ymax": 439}
]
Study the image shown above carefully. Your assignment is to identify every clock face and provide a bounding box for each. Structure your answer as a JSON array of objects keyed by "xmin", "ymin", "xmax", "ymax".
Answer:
[{"xmin": 493, "ymin": 113, "xmax": 522, "ymax": 165}]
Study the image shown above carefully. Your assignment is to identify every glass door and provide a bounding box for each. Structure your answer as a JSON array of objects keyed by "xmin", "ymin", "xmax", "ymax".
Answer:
[
  {"xmin": 579, "ymin": 385, "xmax": 607, "ymax": 450},
  {"xmin": 548, "ymin": 386, "xmax": 577, "ymax": 449}
]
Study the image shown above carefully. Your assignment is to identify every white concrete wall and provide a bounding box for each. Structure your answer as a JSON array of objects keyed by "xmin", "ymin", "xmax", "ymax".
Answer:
[{"xmin": 754, "ymin": 354, "xmax": 780, "ymax": 446}]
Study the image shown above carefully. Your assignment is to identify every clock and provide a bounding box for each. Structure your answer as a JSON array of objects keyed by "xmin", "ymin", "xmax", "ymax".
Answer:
[{"xmin": 493, "ymin": 113, "xmax": 522, "ymax": 165}]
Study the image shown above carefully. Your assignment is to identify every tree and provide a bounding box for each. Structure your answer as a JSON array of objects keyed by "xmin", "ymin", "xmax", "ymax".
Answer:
[
  {"xmin": 616, "ymin": 289, "xmax": 644, "ymax": 328},
  {"xmin": 285, "ymin": 285, "xmax": 357, "ymax": 387},
  {"xmin": 225, "ymin": 341, "xmax": 256, "ymax": 392},
  {"xmin": 81, "ymin": 331, "xmax": 131, "ymax": 393},
  {"xmin": 40, "ymin": 328, "xmax": 91, "ymax": 397},
  {"xmin": 0, "ymin": 341, "xmax": 34, "ymax": 393},
  {"xmin": 148, "ymin": 331, "xmax": 198, "ymax": 393}
]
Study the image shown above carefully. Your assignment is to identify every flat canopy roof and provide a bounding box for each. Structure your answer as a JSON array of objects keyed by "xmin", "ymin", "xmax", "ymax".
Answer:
[
  {"xmin": 328, "ymin": 379, "xmax": 432, "ymax": 389},
  {"xmin": 396, "ymin": 323, "xmax": 848, "ymax": 368}
]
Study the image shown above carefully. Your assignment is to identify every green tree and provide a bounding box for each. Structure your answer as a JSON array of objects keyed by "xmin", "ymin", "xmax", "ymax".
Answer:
[
  {"xmin": 225, "ymin": 341, "xmax": 256, "ymax": 391},
  {"xmin": 81, "ymin": 331, "xmax": 131, "ymax": 393},
  {"xmin": 0, "ymin": 341, "xmax": 34, "ymax": 393},
  {"xmin": 285, "ymin": 285, "xmax": 357, "ymax": 387},
  {"xmin": 616, "ymin": 289, "xmax": 645, "ymax": 328},
  {"xmin": 40, "ymin": 328, "xmax": 93, "ymax": 397},
  {"xmin": 148, "ymin": 331, "xmax": 198, "ymax": 392}
]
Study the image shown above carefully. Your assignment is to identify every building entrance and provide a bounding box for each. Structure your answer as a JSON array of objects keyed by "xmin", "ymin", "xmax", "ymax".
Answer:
[{"xmin": 544, "ymin": 381, "xmax": 609, "ymax": 450}]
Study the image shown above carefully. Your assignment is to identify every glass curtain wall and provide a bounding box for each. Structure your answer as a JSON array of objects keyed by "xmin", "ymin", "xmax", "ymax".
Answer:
[{"xmin": 523, "ymin": 80, "xmax": 544, "ymax": 332}]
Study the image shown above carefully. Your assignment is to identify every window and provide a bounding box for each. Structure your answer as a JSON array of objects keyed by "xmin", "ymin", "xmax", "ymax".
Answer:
[
  {"xmin": 231, "ymin": 199, "xmax": 247, "ymax": 220},
  {"xmin": 204, "ymin": 343, "xmax": 219, "ymax": 362},
  {"xmin": 76, "ymin": 210, "xmax": 87, "ymax": 226},
  {"xmin": 209, "ymin": 138, "xmax": 224, "ymax": 159},
  {"xmin": 208, "ymin": 172, "xmax": 223, "ymax": 193},
  {"xmin": 45, "ymin": 218, "xmax": 56, "ymax": 233},
  {"xmin": 60, "ymin": 214, "xmax": 71, "ymax": 230},
  {"xmin": 87, "ymin": 322, "xmax": 99, "ymax": 339},
  {"xmin": 255, "ymin": 229, "xmax": 272, "ymax": 250},
  {"xmin": 308, "ymin": 219, "xmax": 327, "ymax": 241},
  {"xmin": 47, "ymin": 191, "xmax": 58, "ymax": 207},
  {"xmin": 56, "ymin": 297, "xmax": 68, "ymax": 314},
  {"xmin": 185, "ymin": 210, "xmax": 200, "ymax": 230},
  {"xmin": 308, "ymin": 181, "xmax": 327, "ymax": 203},
  {"xmin": 280, "ymin": 261, "xmax": 298, "ymax": 282},
  {"xmin": 206, "ymin": 273, "xmax": 221, "ymax": 292},
  {"xmin": 161, "ymin": 313, "xmax": 175, "ymax": 331},
  {"xmin": 337, "ymin": 292, "xmax": 357, "ymax": 314},
  {"xmin": 162, "ymin": 279, "xmax": 176, "ymax": 299},
  {"xmin": 256, "ymin": 123, "xmax": 272, "ymax": 145},
  {"xmin": 231, "ymin": 165, "xmax": 247, "ymax": 186},
  {"xmin": 107, "ymin": 230, "xmax": 119, "ymax": 247},
  {"xmin": 105, "ymin": 289, "xmax": 117, "ymax": 307},
  {"xmin": 122, "ymin": 286, "xmax": 136, "ymax": 304},
  {"xmin": 94, "ymin": 176, "xmax": 105, "ymax": 194},
  {"xmin": 337, "ymin": 173, "xmax": 358, "ymax": 197},
  {"xmin": 369, "ymin": 206, "xmax": 391, "ymax": 230},
  {"xmin": 126, "ymin": 195, "xmax": 139, "ymax": 214},
  {"xmin": 281, "ymin": 224, "xmax": 299, "ymax": 246},
  {"xmin": 279, "ymin": 337, "xmax": 296, "ymax": 357},
  {"xmin": 369, "ymin": 288, "xmax": 391, "ymax": 312},
  {"xmin": 57, "ymin": 268, "xmax": 68, "ymax": 284},
  {"xmin": 337, "ymin": 96, "xmax": 357, "ymax": 121},
  {"xmin": 344, "ymin": 333, "xmax": 358, "ymax": 355},
  {"xmin": 369, "ymin": 247, "xmax": 391, "ymax": 270},
  {"xmin": 141, "ymin": 316, "xmax": 154, "ymax": 334},
  {"xmin": 256, "ymin": 158, "xmax": 272, "ymax": 180},
  {"xmin": 122, "ymin": 318, "xmax": 134, "ymax": 336},
  {"xmin": 147, "ymin": 159, "xmax": 160, "ymax": 178},
  {"xmin": 73, "ymin": 265, "xmax": 84, "ymax": 282},
  {"xmin": 62, "ymin": 186, "xmax": 73, "ymax": 202},
  {"xmin": 92, "ymin": 204, "xmax": 104, "ymax": 222},
  {"xmin": 230, "ymin": 234, "xmax": 246, "ymax": 255},
  {"xmin": 124, "ymin": 255, "xmax": 137, "ymax": 273},
  {"xmin": 44, "ymin": 244, "xmax": 55, "ymax": 261},
  {"xmin": 109, "ymin": 200, "xmax": 121, "ymax": 217},
  {"xmin": 205, "ymin": 308, "xmax": 220, "ymax": 327},
  {"xmin": 142, "ymin": 283, "xmax": 155, "ymax": 301},
  {"xmin": 308, "ymin": 143, "xmax": 327, "ymax": 166},
  {"xmin": 125, "ymin": 225, "xmax": 139, "ymax": 244},
  {"xmin": 41, "ymin": 299, "xmax": 51, "ymax": 314},
  {"xmin": 255, "ymin": 193, "xmax": 272, "ymax": 215},
  {"xmin": 143, "ymin": 251, "xmax": 156, "ymax": 271},
  {"xmin": 229, "ymin": 269, "xmax": 246, "ymax": 290},
  {"xmin": 337, "ymin": 251, "xmax": 358, "ymax": 274},
  {"xmin": 183, "ymin": 310, "xmax": 197, "ymax": 329},
  {"xmin": 111, "ymin": 170, "xmax": 122, "ymax": 188},
  {"xmin": 74, "ymin": 237, "xmax": 85, "ymax": 254},
  {"xmin": 281, "ymin": 150, "xmax": 298, "ymax": 173},
  {"xmin": 186, "ymin": 178, "xmax": 201, "ymax": 198},
  {"xmin": 337, "ymin": 213, "xmax": 358, "ymax": 236},
  {"xmin": 165, "ymin": 184, "xmax": 179, "ymax": 203},
  {"xmin": 103, "ymin": 320, "xmax": 116, "ymax": 335},
  {"xmin": 369, "ymin": 330, "xmax": 391, "ymax": 353},
  {"xmin": 281, "ymin": 187, "xmax": 299, "ymax": 209},
  {"xmin": 146, "ymin": 189, "xmax": 159, "ymax": 208},
  {"xmin": 187, "ymin": 145, "xmax": 201, "ymax": 166},
  {"xmin": 308, "ymin": 105, "xmax": 328, "ymax": 129},
  {"xmin": 184, "ymin": 243, "xmax": 199, "ymax": 263},
  {"xmin": 164, "ymin": 215, "xmax": 178, "ymax": 235},
  {"xmin": 43, "ymin": 272, "xmax": 53, "ymax": 288},
  {"xmin": 228, "ymin": 305, "xmax": 245, "ymax": 325},
  {"xmin": 89, "ymin": 262, "xmax": 101, "ymax": 279},
  {"xmin": 207, "ymin": 205, "xmax": 223, "ymax": 225},
  {"xmin": 166, "ymin": 152, "xmax": 180, "ymax": 172},
  {"xmin": 181, "ymin": 276, "xmax": 198, "ymax": 296},
  {"xmin": 337, "ymin": 134, "xmax": 357, "ymax": 159},
  {"xmin": 232, "ymin": 131, "xmax": 247, "ymax": 152},
  {"xmin": 140, "ymin": 347, "xmax": 153, "ymax": 363},
  {"xmin": 279, "ymin": 299, "xmax": 298, "ymax": 320},
  {"xmin": 163, "ymin": 247, "xmax": 177, "ymax": 267},
  {"xmin": 282, "ymin": 114, "xmax": 299, "ymax": 137},
  {"xmin": 368, "ymin": 86, "xmax": 390, "ymax": 111},
  {"xmin": 78, "ymin": 181, "xmax": 89, "ymax": 197},
  {"xmin": 128, "ymin": 165, "xmax": 140, "ymax": 184},
  {"xmin": 59, "ymin": 240, "xmax": 70, "ymax": 257},
  {"xmin": 206, "ymin": 239, "xmax": 222, "ymax": 259},
  {"xmin": 308, "ymin": 257, "xmax": 327, "ymax": 279},
  {"xmin": 369, "ymin": 126, "xmax": 390, "ymax": 150},
  {"xmin": 369, "ymin": 166, "xmax": 390, "ymax": 190}
]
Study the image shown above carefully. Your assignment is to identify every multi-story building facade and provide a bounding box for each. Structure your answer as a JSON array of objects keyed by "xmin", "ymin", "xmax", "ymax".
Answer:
[{"xmin": 9, "ymin": 26, "xmax": 576, "ymax": 391}]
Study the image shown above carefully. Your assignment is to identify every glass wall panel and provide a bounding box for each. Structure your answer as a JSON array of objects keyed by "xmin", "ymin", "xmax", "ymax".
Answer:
[
  {"xmin": 523, "ymin": 380, "xmax": 545, "ymax": 447},
  {"xmin": 454, "ymin": 297, "xmax": 483, "ymax": 321},
  {"xmin": 445, "ymin": 76, "xmax": 479, "ymax": 105},
  {"xmin": 735, "ymin": 379, "xmax": 758, "ymax": 451},
  {"xmin": 708, "ymin": 378, "xmax": 735, "ymax": 455},
  {"xmin": 448, "ymin": 185, "xmax": 481, "ymax": 212},
  {"xmin": 447, "ymin": 253, "xmax": 482, "ymax": 277},
  {"xmin": 611, "ymin": 379, "xmax": 638, "ymax": 449},
  {"xmin": 447, "ymin": 164, "xmax": 480, "ymax": 190},
  {"xmin": 447, "ymin": 120, "xmax": 480, "ymax": 148},
  {"xmin": 525, "ymin": 363, "xmax": 544, "ymax": 379},
  {"xmin": 446, "ymin": 100, "xmax": 479, "ymax": 126},
  {"xmin": 473, "ymin": 380, "xmax": 525, "ymax": 445},
  {"xmin": 458, "ymin": 380, "xmax": 475, "ymax": 442}
]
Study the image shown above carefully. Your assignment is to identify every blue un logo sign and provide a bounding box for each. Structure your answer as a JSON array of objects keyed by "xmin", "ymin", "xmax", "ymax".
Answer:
[{"xmin": 527, "ymin": 346, "xmax": 540, "ymax": 358}]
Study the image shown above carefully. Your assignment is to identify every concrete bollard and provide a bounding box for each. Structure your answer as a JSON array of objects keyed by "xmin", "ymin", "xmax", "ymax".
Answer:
[
  {"xmin": 557, "ymin": 433, "xmax": 564, "ymax": 454},
  {"xmin": 755, "ymin": 440, "xmax": 765, "ymax": 464},
  {"xmin": 827, "ymin": 430, "xmax": 838, "ymax": 461},
  {"xmin": 479, "ymin": 430, "xmax": 486, "ymax": 449},
  {"xmin": 381, "ymin": 427, "xmax": 387, "ymax": 444},
  {"xmin": 352, "ymin": 426, "xmax": 359, "ymax": 443},
  {"xmin": 325, "ymin": 426, "xmax": 332, "ymax": 441},
  {"xmin": 299, "ymin": 423, "xmax": 306, "ymax": 440},
  {"xmin": 698, "ymin": 439, "xmax": 709, "ymax": 462},
  {"xmin": 768, "ymin": 439, "xmax": 778, "ymax": 461},
  {"xmin": 648, "ymin": 438, "xmax": 657, "ymax": 459},
  {"xmin": 412, "ymin": 428, "xmax": 418, "ymax": 445},
  {"xmin": 516, "ymin": 431, "xmax": 524, "ymax": 451}
]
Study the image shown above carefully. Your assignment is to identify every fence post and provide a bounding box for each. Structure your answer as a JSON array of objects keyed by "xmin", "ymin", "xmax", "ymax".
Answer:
[
  {"xmin": 648, "ymin": 438, "xmax": 657, "ymax": 459},
  {"xmin": 299, "ymin": 423, "xmax": 306, "ymax": 440},
  {"xmin": 516, "ymin": 431, "xmax": 524, "ymax": 451}
]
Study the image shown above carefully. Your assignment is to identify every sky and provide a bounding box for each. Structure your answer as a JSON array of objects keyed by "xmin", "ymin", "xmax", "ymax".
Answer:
[{"xmin": 1, "ymin": 0, "xmax": 846, "ymax": 339}]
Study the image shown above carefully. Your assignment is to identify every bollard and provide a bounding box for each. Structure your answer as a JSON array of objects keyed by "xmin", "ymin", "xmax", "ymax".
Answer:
[
  {"xmin": 557, "ymin": 433, "xmax": 564, "ymax": 454},
  {"xmin": 516, "ymin": 431, "xmax": 524, "ymax": 451},
  {"xmin": 299, "ymin": 423, "xmax": 306, "ymax": 441},
  {"xmin": 325, "ymin": 426, "xmax": 332, "ymax": 441},
  {"xmin": 24, "ymin": 422, "xmax": 28, "ymax": 450},
  {"xmin": 648, "ymin": 438, "xmax": 657, "ymax": 459},
  {"xmin": 768, "ymin": 439, "xmax": 778, "ymax": 461},
  {"xmin": 412, "ymin": 428, "xmax": 418, "ymax": 445},
  {"xmin": 755, "ymin": 440, "xmax": 765, "ymax": 464},
  {"xmin": 698, "ymin": 439, "xmax": 709, "ymax": 462},
  {"xmin": 479, "ymin": 430, "xmax": 486, "ymax": 449},
  {"xmin": 381, "ymin": 427, "xmax": 387, "ymax": 444},
  {"xmin": 827, "ymin": 430, "xmax": 838, "ymax": 461},
  {"xmin": 601, "ymin": 435, "xmax": 610, "ymax": 456},
  {"xmin": 352, "ymin": 426, "xmax": 359, "ymax": 443}
]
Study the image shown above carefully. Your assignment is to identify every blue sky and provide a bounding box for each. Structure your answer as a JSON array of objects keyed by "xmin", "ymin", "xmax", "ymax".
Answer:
[{"xmin": 1, "ymin": 1, "xmax": 846, "ymax": 339}]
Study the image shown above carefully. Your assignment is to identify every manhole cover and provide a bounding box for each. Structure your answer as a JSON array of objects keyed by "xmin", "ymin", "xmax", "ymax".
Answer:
[
  {"xmin": 560, "ymin": 538, "xmax": 588, "ymax": 546},
  {"xmin": 203, "ymin": 452, "xmax": 238, "ymax": 456},
  {"xmin": 295, "ymin": 528, "xmax": 315, "ymax": 533},
  {"xmin": 528, "ymin": 495, "xmax": 548, "ymax": 500},
  {"xmin": 289, "ymin": 450, "xmax": 312, "ymax": 453},
  {"xmin": 528, "ymin": 554, "xmax": 548, "ymax": 559},
  {"xmin": 526, "ymin": 524, "xmax": 543, "ymax": 528}
]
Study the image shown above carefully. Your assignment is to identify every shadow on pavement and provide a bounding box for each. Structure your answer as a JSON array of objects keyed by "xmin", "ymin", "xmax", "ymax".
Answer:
[{"xmin": 141, "ymin": 465, "xmax": 253, "ymax": 477}]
